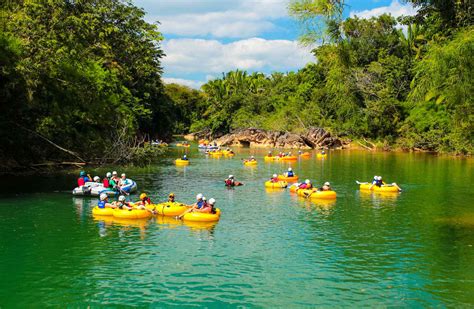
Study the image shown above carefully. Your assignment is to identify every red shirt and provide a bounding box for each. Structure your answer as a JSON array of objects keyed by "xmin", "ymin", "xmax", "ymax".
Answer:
[
  {"xmin": 103, "ymin": 178, "xmax": 110, "ymax": 188},
  {"xmin": 78, "ymin": 177, "xmax": 85, "ymax": 186}
]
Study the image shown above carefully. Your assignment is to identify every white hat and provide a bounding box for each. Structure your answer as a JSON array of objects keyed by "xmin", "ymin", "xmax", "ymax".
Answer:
[
  {"xmin": 203, "ymin": 196, "xmax": 207, "ymax": 201},
  {"xmin": 374, "ymin": 176, "xmax": 378, "ymax": 180},
  {"xmin": 209, "ymin": 198, "xmax": 216, "ymax": 205},
  {"xmin": 377, "ymin": 176, "xmax": 382, "ymax": 180},
  {"xmin": 305, "ymin": 179, "xmax": 310, "ymax": 184},
  {"xmin": 288, "ymin": 167, "xmax": 292, "ymax": 171},
  {"xmin": 251, "ymin": 155, "xmax": 255, "ymax": 159},
  {"xmin": 121, "ymin": 173, "xmax": 126, "ymax": 177},
  {"xmin": 118, "ymin": 195, "xmax": 126, "ymax": 202},
  {"xmin": 324, "ymin": 182, "xmax": 330, "ymax": 186},
  {"xmin": 184, "ymin": 155, "xmax": 187, "ymax": 158},
  {"xmin": 93, "ymin": 176, "xmax": 100, "ymax": 182},
  {"xmin": 112, "ymin": 171, "xmax": 117, "ymax": 175},
  {"xmin": 100, "ymin": 193, "xmax": 108, "ymax": 201},
  {"xmin": 196, "ymin": 193, "xmax": 203, "ymax": 200},
  {"xmin": 273, "ymin": 174, "xmax": 277, "ymax": 178},
  {"xmin": 106, "ymin": 172, "xmax": 112, "ymax": 178},
  {"xmin": 229, "ymin": 175, "xmax": 234, "ymax": 178}
]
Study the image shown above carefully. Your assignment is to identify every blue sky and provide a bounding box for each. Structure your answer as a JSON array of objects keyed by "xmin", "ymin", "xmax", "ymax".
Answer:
[{"xmin": 133, "ymin": 0, "xmax": 417, "ymax": 88}]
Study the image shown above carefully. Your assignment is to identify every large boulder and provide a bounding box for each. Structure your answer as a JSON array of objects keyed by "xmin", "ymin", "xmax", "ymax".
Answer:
[{"xmin": 212, "ymin": 127, "xmax": 346, "ymax": 149}]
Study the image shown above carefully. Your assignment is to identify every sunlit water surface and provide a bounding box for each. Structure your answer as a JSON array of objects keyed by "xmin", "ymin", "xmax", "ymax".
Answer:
[{"xmin": 0, "ymin": 147, "xmax": 473, "ymax": 307}]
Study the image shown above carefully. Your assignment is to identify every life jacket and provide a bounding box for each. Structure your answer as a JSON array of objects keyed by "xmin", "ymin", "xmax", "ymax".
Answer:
[
  {"xmin": 375, "ymin": 180, "xmax": 383, "ymax": 187},
  {"xmin": 98, "ymin": 200, "xmax": 106, "ymax": 209},
  {"xmin": 103, "ymin": 178, "xmax": 110, "ymax": 188},
  {"xmin": 287, "ymin": 171, "xmax": 294, "ymax": 177},
  {"xmin": 271, "ymin": 177, "xmax": 279, "ymax": 183},
  {"xmin": 225, "ymin": 179, "xmax": 233, "ymax": 186},
  {"xmin": 118, "ymin": 201, "xmax": 130, "ymax": 209},
  {"xmin": 142, "ymin": 197, "xmax": 152, "ymax": 205},
  {"xmin": 78, "ymin": 177, "xmax": 85, "ymax": 187},
  {"xmin": 299, "ymin": 183, "xmax": 307, "ymax": 189},
  {"xmin": 196, "ymin": 200, "xmax": 204, "ymax": 209}
]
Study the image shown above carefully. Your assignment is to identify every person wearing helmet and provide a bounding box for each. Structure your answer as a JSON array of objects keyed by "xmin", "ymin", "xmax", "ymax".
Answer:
[
  {"xmin": 103, "ymin": 172, "xmax": 111, "ymax": 188},
  {"xmin": 93, "ymin": 176, "xmax": 101, "ymax": 183},
  {"xmin": 224, "ymin": 175, "xmax": 243, "ymax": 187},
  {"xmin": 114, "ymin": 195, "xmax": 133, "ymax": 210},
  {"xmin": 182, "ymin": 154, "xmax": 188, "ymax": 161},
  {"xmin": 77, "ymin": 171, "xmax": 92, "ymax": 187},
  {"xmin": 191, "ymin": 193, "xmax": 205, "ymax": 209},
  {"xmin": 270, "ymin": 173, "xmax": 279, "ymax": 183},
  {"xmin": 248, "ymin": 155, "xmax": 256, "ymax": 161},
  {"xmin": 98, "ymin": 193, "xmax": 115, "ymax": 209},
  {"xmin": 286, "ymin": 167, "xmax": 294, "ymax": 177},
  {"xmin": 320, "ymin": 182, "xmax": 331, "ymax": 191},
  {"xmin": 136, "ymin": 193, "xmax": 152, "ymax": 206},
  {"xmin": 369, "ymin": 176, "xmax": 382, "ymax": 189},
  {"xmin": 168, "ymin": 193, "xmax": 175, "ymax": 203},
  {"xmin": 267, "ymin": 151, "xmax": 273, "ymax": 157},
  {"xmin": 299, "ymin": 179, "xmax": 312, "ymax": 189}
]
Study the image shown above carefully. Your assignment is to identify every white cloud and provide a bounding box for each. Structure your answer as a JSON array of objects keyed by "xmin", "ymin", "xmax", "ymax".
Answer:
[
  {"xmin": 350, "ymin": 0, "xmax": 417, "ymax": 19},
  {"xmin": 162, "ymin": 37, "xmax": 314, "ymax": 75},
  {"xmin": 162, "ymin": 77, "xmax": 204, "ymax": 89},
  {"xmin": 139, "ymin": 0, "xmax": 288, "ymax": 38}
]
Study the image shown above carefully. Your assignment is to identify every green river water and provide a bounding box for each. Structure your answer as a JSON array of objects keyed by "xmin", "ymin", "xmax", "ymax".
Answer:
[{"xmin": 0, "ymin": 147, "xmax": 473, "ymax": 307}]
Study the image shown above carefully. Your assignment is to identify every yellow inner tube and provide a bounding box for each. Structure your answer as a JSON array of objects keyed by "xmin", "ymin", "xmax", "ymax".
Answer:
[
  {"xmin": 182, "ymin": 208, "xmax": 221, "ymax": 222},
  {"xmin": 359, "ymin": 183, "xmax": 399, "ymax": 192},
  {"xmin": 264, "ymin": 156, "xmax": 280, "ymax": 161},
  {"xmin": 175, "ymin": 159, "xmax": 190, "ymax": 165},
  {"xmin": 297, "ymin": 189, "xmax": 337, "ymax": 199},
  {"xmin": 277, "ymin": 174, "xmax": 299, "ymax": 182},
  {"xmin": 244, "ymin": 160, "xmax": 257, "ymax": 166},
  {"xmin": 147, "ymin": 202, "xmax": 189, "ymax": 216},
  {"xmin": 264, "ymin": 180, "xmax": 288, "ymax": 188},
  {"xmin": 317, "ymin": 153, "xmax": 327, "ymax": 158},
  {"xmin": 113, "ymin": 208, "xmax": 152, "ymax": 219},
  {"xmin": 92, "ymin": 206, "xmax": 114, "ymax": 216}
]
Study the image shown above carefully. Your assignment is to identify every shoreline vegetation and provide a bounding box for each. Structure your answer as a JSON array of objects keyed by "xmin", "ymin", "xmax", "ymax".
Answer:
[{"xmin": 0, "ymin": 0, "xmax": 472, "ymax": 174}]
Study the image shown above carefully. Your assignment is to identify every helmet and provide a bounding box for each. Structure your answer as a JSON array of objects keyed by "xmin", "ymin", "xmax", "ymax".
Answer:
[
  {"xmin": 374, "ymin": 176, "xmax": 378, "ymax": 180},
  {"xmin": 298, "ymin": 150, "xmax": 302, "ymax": 154},
  {"xmin": 289, "ymin": 152, "xmax": 292, "ymax": 155},
  {"xmin": 112, "ymin": 171, "xmax": 117, "ymax": 175},
  {"xmin": 203, "ymin": 196, "xmax": 207, "ymax": 201},
  {"xmin": 268, "ymin": 151, "xmax": 272, "ymax": 154},
  {"xmin": 80, "ymin": 171, "xmax": 86, "ymax": 177},
  {"xmin": 305, "ymin": 179, "xmax": 310, "ymax": 184},
  {"xmin": 377, "ymin": 176, "xmax": 382, "ymax": 180},
  {"xmin": 169, "ymin": 192, "xmax": 175, "ymax": 197},
  {"xmin": 93, "ymin": 176, "xmax": 100, "ymax": 182},
  {"xmin": 209, "ymin": 198, "xmax": 216, "ymax": 205},
  {"xmin": 140, "ymin": 193, "xmax": 147, "ymax": 200},
  {"xmin": 273, "ymin": 174, "xmax": 277, "ymax": 178},
  {"xmin": 196, "ymin": 193, "xmax": 203, "ymax": 200},
  {"xmin": 324, "ymin": 182, "xmax": 330, "ymax": 186},
  {"xmin": 288, "ymin": 168, "xmax": 292, "ymax": 171},
  {"xmin": 229, "ymin": 175, "xmax": 234, "ymax": 179},
  {"xmin": 251, "ymin": 156, "xmax": 255, "ymax": 159},
  {"xmin": 121, "ymin": 173, "xmax": 126, "ymax": 177},
  {"xmin": 322, "ymin": 150, "xmax": 326, "ymax": 154},
  {"xmin": 184, "ymin": 155, "xmax": 187, "ymax": 158},
  {"xmin": 100, "ymin": 193, "xmax": 108, "ymax": 201},
  {"xmin": 106, "ymin": 172, "xmax": 112, "ymax": 178},
  {"xmin": 118, "ymin": 195, "xmax": 126, "ymax": 202}
]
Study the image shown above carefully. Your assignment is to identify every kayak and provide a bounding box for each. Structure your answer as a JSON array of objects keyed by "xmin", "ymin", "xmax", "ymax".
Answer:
[
  {"xmin": 277, "ymin": 175, "xmax": 299, "ymax": 182},
  {"xmin": 182, "ymin": 208, "xmax": 221, "ymax": 222},
  {"xmin": 281, "ymin": 156, "xmax": 298, "ymax": 161},
  {"xmin": 147, "ymin": 202, "xmax": 189, "ymax": 217},
  {"xmin": 317, "ymin": 153, "xmax": 327, "ymax": 158},
  {"xmin": 175, "ymin": 159, "xmax": 190, "ymax": 165},
  {"xmin": 359, "ymin": 183, "xmax": 400, "ymax": 193},
  {"xmin": 113, "ymin": 208, "xmax": 152, "ymax": 219},
  {"xmin": 92, "ymin": 206, "xmax": 114, "ymax": 216},
  {"xmin": 298, "ymin": 189, "xmax": 337, "ymax": 199},
  {"xmin": 243, "ymin": 160, "xmax": 257, "ymax": 166},
  {"xmin": 264, "ymin": 180, "xmax": 288, "ymax": 188}
]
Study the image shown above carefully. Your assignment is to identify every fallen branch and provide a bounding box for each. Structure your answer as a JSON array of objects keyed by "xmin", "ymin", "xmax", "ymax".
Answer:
[
  {"xmin": 357, "ymin": 140, "xmax": 373, "ymax": 150},
  {"xmin": 14, "ymin": 124, "xmax": 86, "ymax": 162}
]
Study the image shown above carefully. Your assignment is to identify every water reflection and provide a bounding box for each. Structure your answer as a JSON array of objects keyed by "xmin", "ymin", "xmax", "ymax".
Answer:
[{"xmin": 358, "ymin": 190, "xmax": 399, "ymax": 208}]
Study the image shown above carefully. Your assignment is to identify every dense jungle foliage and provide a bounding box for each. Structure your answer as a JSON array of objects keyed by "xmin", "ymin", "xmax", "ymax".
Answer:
[
  {"xmin": 0, "ymin": 0, "xmax": 472, "ymax": 172},
  {"xmin": 0, "ymin": 0, "xmax": 172, "ymax": 169},
  {"xmin": 173, "ymin": 0, "xmax": 472, "ymax": 154}
]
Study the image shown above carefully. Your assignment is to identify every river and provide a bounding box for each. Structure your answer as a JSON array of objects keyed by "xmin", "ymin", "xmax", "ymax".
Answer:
[{"xmin": 0, "ymin": 146, "xmax": 473, "ymax": 307}]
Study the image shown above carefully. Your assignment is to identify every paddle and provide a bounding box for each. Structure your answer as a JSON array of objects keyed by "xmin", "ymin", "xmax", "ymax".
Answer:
[{"xmin": 355, "ymin": 180, "xmax": 369, "ymax": 185}]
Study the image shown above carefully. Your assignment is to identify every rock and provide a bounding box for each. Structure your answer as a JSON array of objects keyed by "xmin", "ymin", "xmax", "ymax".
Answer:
[{"xmin": 212, "ymin": 127, "xmax": 346, "ymax": 149}]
